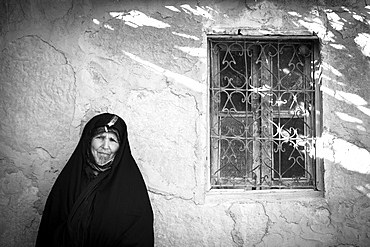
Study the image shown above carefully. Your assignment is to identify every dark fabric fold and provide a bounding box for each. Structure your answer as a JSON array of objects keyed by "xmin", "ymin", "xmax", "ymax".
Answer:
[{"xmin": 35, "ymin": 113, "xmax": 154, "ymax": 247}]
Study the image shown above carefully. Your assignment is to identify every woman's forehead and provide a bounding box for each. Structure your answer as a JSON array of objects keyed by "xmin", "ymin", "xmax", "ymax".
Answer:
[{"xmin": 94, "ymin": 131, "xmax": 118, "ymax": 139}]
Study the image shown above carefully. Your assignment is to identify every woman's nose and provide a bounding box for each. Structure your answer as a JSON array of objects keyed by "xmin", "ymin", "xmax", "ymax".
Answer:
[{"xmin": 102, "ymin": 139, "xmax": 109, "ymax": 149}]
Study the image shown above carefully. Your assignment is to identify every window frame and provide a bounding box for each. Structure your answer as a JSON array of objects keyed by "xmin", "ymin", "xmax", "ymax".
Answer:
[{"xmin": 207, "ymin": 35, "xmax": 323, "ymax": 192}]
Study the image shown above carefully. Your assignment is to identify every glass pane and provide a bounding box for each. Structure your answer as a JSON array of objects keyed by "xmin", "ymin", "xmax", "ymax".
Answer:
[
  {"xmin": 220, "ymin": 116, "xmax": 245, "ymax": 136},
  {"xmin": 270, "ymin": 44, "xmax": 313, "ymax": 111},
  {"xmin": 218, "ymin": 46, "xmax": 248, "ymax": 112},
  {"xmin": 279, "ymin": 45, "xmax": 306, "ymax": 90},
  {"xmin": 211, "ymin": 116, "xmax": 254, "ymax": 185},
  {"xmin": 273, "ymin": 118, "xmax": 306, "ymax": 178},
  {"xmin": 219, "ymin": 138, "xmax": 247, "ymax": 177},
  {"xmin": 220, "ymin": 91, "xmax": 246, "ymax": 112}
]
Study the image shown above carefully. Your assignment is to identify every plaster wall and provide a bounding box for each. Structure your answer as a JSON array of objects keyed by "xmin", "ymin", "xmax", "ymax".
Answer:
[{"xmin": 0, "ymin": 0, "xmax": 370, "ymax": 246}]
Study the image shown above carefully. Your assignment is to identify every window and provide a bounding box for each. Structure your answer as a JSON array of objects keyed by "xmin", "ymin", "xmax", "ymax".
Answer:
[{"xmin": 209, "ymin": 36, "xmax": 322, "ymax": 190}]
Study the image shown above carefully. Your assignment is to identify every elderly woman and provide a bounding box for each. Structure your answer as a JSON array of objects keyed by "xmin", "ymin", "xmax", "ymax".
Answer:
[{"xmin": 35, "ymin": 113, "xmax": 154, "ymax": 247}]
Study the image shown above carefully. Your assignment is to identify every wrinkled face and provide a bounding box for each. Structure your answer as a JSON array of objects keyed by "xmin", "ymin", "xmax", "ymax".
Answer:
[{"xmin": 90, "ymin": 132, "xmax": 120, "ymax": 165}]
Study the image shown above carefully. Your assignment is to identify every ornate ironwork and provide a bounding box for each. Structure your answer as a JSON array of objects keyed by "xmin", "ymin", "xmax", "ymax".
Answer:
[{"xmin": 210, "ymin": 38, "xmax": 318, "ymax": 190}]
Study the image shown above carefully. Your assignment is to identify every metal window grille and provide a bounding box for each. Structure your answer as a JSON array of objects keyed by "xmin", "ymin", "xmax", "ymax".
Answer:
[{"xmin": 209, "ymin": 37, "xmax": 321, "ymax": 190}]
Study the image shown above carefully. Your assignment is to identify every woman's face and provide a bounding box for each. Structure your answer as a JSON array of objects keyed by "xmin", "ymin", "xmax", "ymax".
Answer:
[{"xmin": 91, "ymin": 132, "xmax": 120, "ymax": 165}]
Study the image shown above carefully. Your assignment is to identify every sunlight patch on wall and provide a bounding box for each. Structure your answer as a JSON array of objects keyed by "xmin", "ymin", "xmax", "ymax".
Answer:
[
  {"xmin": 110, "ymin": 11, "xmax": 170, "ymax": 29},
  {"xmin": 321, "ymin": 86, "xmax": 368, "ymax": 106},
  {"xmin": 122, "ymin": 51, "xmax": 205, "ymax": 92},
  {"xmin": 320, "ymin": 74, "xmax": 346, "ymax": 86},
  {"xmin": 356, "ymin": 125, "xmax": 367, "ymax": 131},
  {"xmin": 174, "ymin": 46, "xmax": 206, "ymax": 57},
  {"xmin": 333, "ymin": 138, "xmax": 370, "ymax": 174},
  {"xmin": 321, "ymin": 86, "xmax": 370, "ymax": 119},
  {"xmin": 317, "ymin": 134, "xmax": 370, "ymax": 174},
  {"xmin": 354, "ymin": 33, "xmax": 370, "ymax": 57},
  {"xmin": 329, "ymin": 43, "xmax": 346, "ymax": 50},
  {"xmin": 326, "ymin": 11, "xmax": 345, "ymax": 31},
  {"xmin": 352, "ymin": 14, "xmax": 366, "ymax": 22},
  {"xmin": 293, "ymin": 8, "xmax": 330, "ymax": 41},
  {"xmin": 287, "ymin": 11, "xmax": 302, "ymax": 17},
  {"xmin": 104, "ymin": 24, "xmax": 114, "ymax": 30},
  {"xmin": 335, "ymin": 112, "xmax": 363, "ymax": 124},
  {"xmin": 357, "ymin": 105, "xmax": 370, "ymax": 117},
  {"xmin": 322, "ymin": 62, "xmax": 343, "ymax": 77},
  {"xmin": 334, "ymin": 112, "xmax": 365, "ymax": 131},
  {"xmin": 172, "ymin": 32, "xmax": 199, "ymax": 40},
  {"xmin": 165, "ymin": 6, "xmax": 181, "ymax": 12},
  {"xmin": 298, "ymin": 18, "xmax": 333, "ymax": 41},
  {"xmin": 355, "ymin": 184, "xmax": 370, "ymax": 198},
  {"xmin": 180, "ymin": 4, "xmax": 214, "ymax": 20},
  {"xmin": 336, "ymin": 90, "xmax": 368, "ymax": 106},
  {"xmin": 92, "ymin": 18, "xmax": 114, "ymax": 30}
]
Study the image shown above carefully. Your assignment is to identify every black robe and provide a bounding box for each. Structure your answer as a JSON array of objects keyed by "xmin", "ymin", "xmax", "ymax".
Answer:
[{"xmin": 35, "ymin": 113, "xmax": 154, "ymax": 247}]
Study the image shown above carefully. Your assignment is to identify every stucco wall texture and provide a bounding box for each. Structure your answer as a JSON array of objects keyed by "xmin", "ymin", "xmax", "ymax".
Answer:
[{"xmin": 1, "ymin": 0, "xmax": 370, "ymax": 246}]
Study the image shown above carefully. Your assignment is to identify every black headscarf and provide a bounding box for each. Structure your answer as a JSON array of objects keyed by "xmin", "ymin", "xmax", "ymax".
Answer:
[{"xmin": 35, "ymin": 113, "xmax": 154, "ymax": 247}]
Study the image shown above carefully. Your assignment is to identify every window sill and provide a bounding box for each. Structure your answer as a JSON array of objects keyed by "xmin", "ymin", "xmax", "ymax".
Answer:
[{"xmin": 205, "ymin": 189, "xmax": 324, "ymax": 204}]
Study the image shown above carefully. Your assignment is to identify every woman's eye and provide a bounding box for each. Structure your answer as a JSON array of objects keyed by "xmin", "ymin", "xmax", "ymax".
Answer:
[
  {"xmin": 109, "ymin": 138, "xmax": 118, "ymax": 143},
  {"xmin": 94, "ymin": 135, "xmax": 104, "ymax": 140}
]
